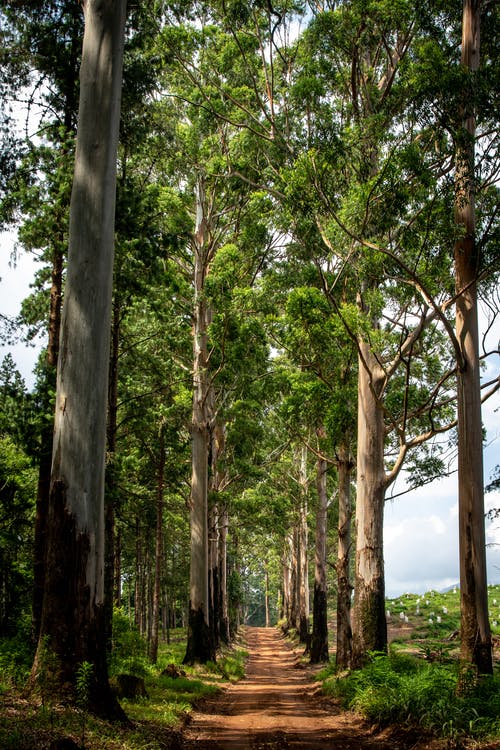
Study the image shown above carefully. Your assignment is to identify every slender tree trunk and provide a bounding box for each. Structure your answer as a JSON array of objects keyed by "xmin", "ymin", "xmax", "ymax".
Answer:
[
  {"xmin": 208, "ymin": 416, "xmax": 223, "ymax": 650},
  {"xmin": 208, "ymin": 501, "xmax": 220, "ymax": 650},
  {"xmin": 297, "ymin": 447, "xmax": 310, "ymax": 646},
  {"xmin": 105, "ymin": 297, "xmax": 121, "ymax": 651},
  {"xmin": 184, "ymin": 175, "xmax": 215, "ymax": 664},
  {"xmin": 351, "ymin": 340, "xmax": 387, "ymax": 668},
  {"xmin": 115, "ymin": 526, "xmax": 122, "ymax": 609},
  {"xmin": 455, "ymin": 0, "xmax": 492, "ymax": 675},
  {"xmin": 310, "ymin": 452, "xmax": 329, "ymax": 663},
  {"xmin": 150, "ymin": 432, "xmax": 165, "ymax": 664},
  {"xmin": 264, "ymin": 560, "xmax": 270, "ymax": 628},
  {"xmin": 298, "ymin": 517, "xmax": 310, "ymax": 645},
  {"xmin": 336, "ymin": 442, "xmax": 353, "ymax": 669},
  {"xmin": 289, "ymin": 527, "xmax": 298, "ymax": 630},
  {"xmin": 281, "ymin": 540, "xmax": 292, "ymax": 629},
  {"xmin": 31, "ymin": 0, "xmax": 126, "ymax": 718},
  {"xmin": 219, "ymin": 506, "xmax": 230, "ymax": 644},
  {"xmin": 211, "ymin": 421, "xmax": 230, "ymax": 644},
  {"xmin": 134, "ymin": 517, "xmax": 141, "ymax": 631}
]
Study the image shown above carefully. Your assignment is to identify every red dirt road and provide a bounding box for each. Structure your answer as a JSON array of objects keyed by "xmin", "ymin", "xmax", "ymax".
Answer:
[{"xmin": 182, "ymin": 627, "xmax": 439, "ymax": 750}]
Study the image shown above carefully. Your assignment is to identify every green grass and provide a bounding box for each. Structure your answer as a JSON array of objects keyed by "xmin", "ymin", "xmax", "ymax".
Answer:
[
  {"xmin": 321, "ymin": 648, "xmax": 500, "ymax": 744},
  {"xmin": 318, "ymin": 585, "xmax": 500, "ymax": 746},
  {"xmin": 0, "ymin": 615, "xmax": 248, "ymax": 750}
]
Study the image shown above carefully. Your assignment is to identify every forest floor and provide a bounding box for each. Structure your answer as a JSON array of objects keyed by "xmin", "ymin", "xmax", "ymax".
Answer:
[{"xmin": 181, "ymin": 626, "xmax": 446, "ymax": 750}]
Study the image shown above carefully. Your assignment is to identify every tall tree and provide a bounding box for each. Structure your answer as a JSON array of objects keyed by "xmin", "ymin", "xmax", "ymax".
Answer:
[
  {"xmin": 310, "ymin": 431, "xmax": 329, "ymax": 663},
  {"xmin": 184, "ymin": 173, "xmax": 216, "ymax": 664},
  {"xmin": 455, "ymin": 0, "xmax": 492, "ymax": 675},
  {"xmin": 31, "ymin": 0, "xmax": 127, "ymax": 716}
]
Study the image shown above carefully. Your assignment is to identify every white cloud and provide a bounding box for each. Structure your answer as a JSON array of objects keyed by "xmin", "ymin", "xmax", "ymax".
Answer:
[{"xmin": 384, "ymin": 484, "xmax": 500, "ymax": 598}]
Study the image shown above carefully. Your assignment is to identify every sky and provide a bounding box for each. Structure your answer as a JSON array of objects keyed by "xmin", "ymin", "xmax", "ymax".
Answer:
[{"xmin": 1, "ymin": 234, "xmax": 499, "ymax": 599}]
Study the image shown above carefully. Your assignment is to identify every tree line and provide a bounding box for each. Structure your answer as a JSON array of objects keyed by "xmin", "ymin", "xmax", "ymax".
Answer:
[{"xmin": 0, "ymin": 0, "xmax": 498, "ymax": 719}]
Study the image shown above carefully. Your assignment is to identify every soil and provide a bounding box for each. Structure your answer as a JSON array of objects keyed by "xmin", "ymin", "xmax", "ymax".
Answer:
[{"xmin": 181, "ymin": 627, "xmax": 444, "ymax": 750}]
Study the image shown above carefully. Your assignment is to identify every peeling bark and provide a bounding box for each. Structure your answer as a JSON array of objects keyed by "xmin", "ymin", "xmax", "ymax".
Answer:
[{"xmin": 351, "ymin": 341, "xmax": 387, "ymax": 668}]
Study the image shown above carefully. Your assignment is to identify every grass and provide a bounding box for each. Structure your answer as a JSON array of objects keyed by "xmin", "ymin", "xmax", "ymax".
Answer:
[
  {"xmin": 320, "ymin": 648, "xmax": 500, "ymax": 745},
  {"xmin": 0, "ymin": 617, "xmax": 248, "ymax": 750},
  {"xmin": 318, "ymin": 584, "xmax": 500, "ymax": 747}
]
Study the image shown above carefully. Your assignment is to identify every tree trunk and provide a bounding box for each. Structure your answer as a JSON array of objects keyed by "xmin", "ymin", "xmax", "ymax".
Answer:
[
  {"xmin": 184, "ymin": 175, "xmax": 215, "ymax": 664},
  {"xmin": 31, "ymin": 0, "xmax": 126, "ymax": 719},
  {"xmin": 281, "ymin": 538, "xmax": 292, "ymax": 628},
  {"xmin": 134, "ymin": 517, "xmax": 142, "ymax": 632},
  {"xmin": 289, "ymin": 526, "xmax": 298, "ymax": 630},
  {"xmin": 297, "ymin": 447, "xmax": 310, "ymax": 646},
  {"xmin": 115, "ymin": 526, "xmax": 122, "ymax": 608},
  {"xmin": 105, "ymin": 297, "xmax": 121, "ymax": 651},
  {"xmin": 336, "ymin": 442, "xmax": 353, "ymax": 669},
  {"xmin": 208, "ymin": 501, "xmax": 220, "ymax": 650},
  {"xmin": 351, "ymin": 341, "xmax": 387, "ymax": 668},
  {"xmin": 264, "ymin": 560, "xmax": 270, "ymax": 628},
  {"xmin": 310, "ymin": 452, "xmax": 329, "ymax": 663},
  {"xmin": 455, "ymin": 0, "xmax": 492, "ymax": 675},
  {"xmin": 149, "ymin": 431, "xmax": 165, "ymax": 664},
  {"xmin": 31, "ymin": 10, "xmax": 80, "ymax": 646},
  {"xmin": 219, "ymin": 506, "xmax": 230, "ymax": 643}
]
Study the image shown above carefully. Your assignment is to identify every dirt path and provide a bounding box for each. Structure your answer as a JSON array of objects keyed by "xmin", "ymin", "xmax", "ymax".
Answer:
[{"xmin": 182, "ymin": 627, "xmax": 436, "ymax": 750}]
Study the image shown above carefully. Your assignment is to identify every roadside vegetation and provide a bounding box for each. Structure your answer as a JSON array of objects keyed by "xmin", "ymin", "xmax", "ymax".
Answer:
[
  {"xmin": 0, "ymin": 588, "xmax": 499, "ymax": 748},
  {"xmin": 0, "ymin": 610, "xmax": 247, "ymax": 750},
  {"xmin": 317, "ymin": 585, "xmax": 500, "ymax": 748}
]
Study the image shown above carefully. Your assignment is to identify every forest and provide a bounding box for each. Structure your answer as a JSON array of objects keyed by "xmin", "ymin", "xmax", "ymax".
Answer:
[{"xmin": 0, "ymin": 0, "xmax": 499, "ymax": 748}]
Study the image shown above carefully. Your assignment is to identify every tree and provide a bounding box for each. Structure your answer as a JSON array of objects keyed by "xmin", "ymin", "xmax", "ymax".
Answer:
[
  {"xmin": 310, "ymin": 430, "xmax": 329, "ymax": 663},
  {"xmin": 184, "ymin": 173, "xmax": 216, "ymax": 664},
  {"xmin": 31, "ymin": 0, "xmax": 127, "ymax": 716},
  {"xmin": 274, "ymin": 2, "xmax": 471, "ymax": 668},
  {"xmin": 454, "ymin": 0, "xmax": 492, "ymax": 675}
]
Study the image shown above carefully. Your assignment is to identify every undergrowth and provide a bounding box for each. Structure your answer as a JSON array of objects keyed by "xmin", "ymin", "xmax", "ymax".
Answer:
[
  {"xmin": 0, "ymin": 611, "xmax": 248, "ymax": 749},
  {"xmin": 319, "ymin": 648, "xmax": 500, "ymax": 745}
]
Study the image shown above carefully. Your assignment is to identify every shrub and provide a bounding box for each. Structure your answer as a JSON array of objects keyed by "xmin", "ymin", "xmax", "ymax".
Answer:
[
  {"xmin": 0, "ymin": 627, "xmax": 34, "ymax": 687},
  {"xmin": 322, "ymin": 649, "xmax": 500, "ymax": 743},
  {"xmin": 109, "ymin": 608, "xmax": 149, "ymax": 678}
]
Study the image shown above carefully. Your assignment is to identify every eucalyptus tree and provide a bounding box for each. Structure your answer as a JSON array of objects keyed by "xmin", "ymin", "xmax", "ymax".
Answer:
[
  {"xmin": 271, "ymin": 1, "xmax": 486, "ymax": 668},
  {"xmin": 452, "ymin": 0, "xmax": 498, "ymax": 675},
  {"xmin": 31, "ymin": 0, "xmax": 127, "ymax": 716},
  {"xmin": 153, "ymin": 12, "xmax": 281, "ymax": 661}
]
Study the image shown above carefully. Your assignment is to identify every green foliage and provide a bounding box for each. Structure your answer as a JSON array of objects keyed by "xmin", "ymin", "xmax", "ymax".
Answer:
[
  {"xmin": 322, "ymin": 649, "xmax": 500, "ymax": 742},
  {"xmin": 109, "ymin": 609, "xmax": 148, "ymax": 678},
  {"xmin": 75, "ymin": 661, "xmax": 93, "ymax": 710},
  {"xmin": 76, "ymin": 661, "xmax": 93, "ymax": 749},
  {"xmin": 318, "ymin": 587, "xmax": 500, "ymax": 744},
  {"xmin": 0, "ymin": 428, "xmax": 36, "ymax": 636},
  {"xmin": 0, "ymin": 622, "xmax": 33, "ymax": 689}
]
